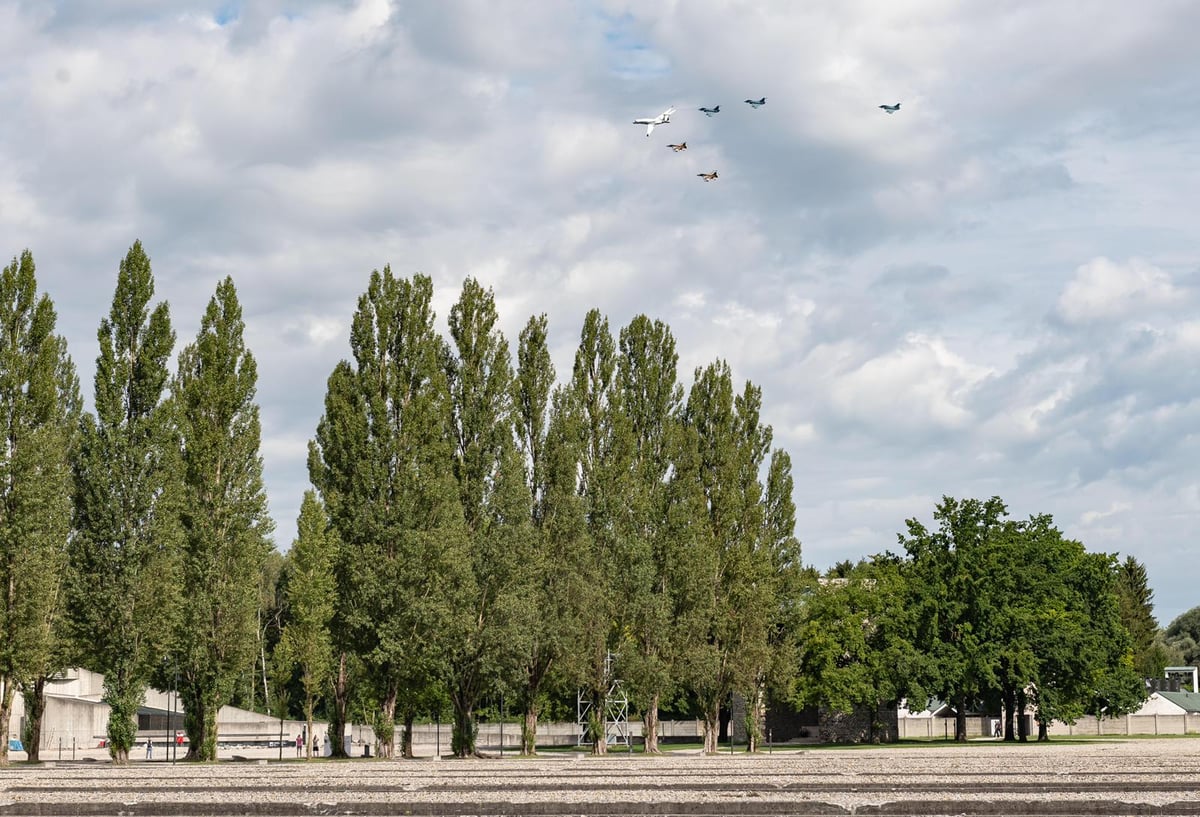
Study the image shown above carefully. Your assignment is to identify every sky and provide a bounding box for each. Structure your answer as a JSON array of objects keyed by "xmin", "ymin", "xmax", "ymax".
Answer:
[{"xmin": 2, "ymin": 0, "xmax": 1198, "ymax": 626}]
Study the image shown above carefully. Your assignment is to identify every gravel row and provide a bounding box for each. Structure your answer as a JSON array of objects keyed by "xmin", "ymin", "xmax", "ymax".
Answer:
[{"xmin": 3, "ymin": 738, "xmax": 1200, "ymax": 815}]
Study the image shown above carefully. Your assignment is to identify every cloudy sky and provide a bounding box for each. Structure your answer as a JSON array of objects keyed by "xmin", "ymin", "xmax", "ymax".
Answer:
[{"xmin": 2, "ymin": 0, "xmax": 1198, "ymax": 625}]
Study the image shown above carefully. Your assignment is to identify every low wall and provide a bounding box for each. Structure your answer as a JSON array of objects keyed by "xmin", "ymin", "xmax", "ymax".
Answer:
[{"xmin": 1046, "ymin": 713, "xmax": 1200, "ymax": 737}]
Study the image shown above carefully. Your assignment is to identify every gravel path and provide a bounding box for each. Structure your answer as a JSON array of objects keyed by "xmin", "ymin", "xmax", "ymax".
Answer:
[{"xmin": 3, "ymin": 738, "xmax": 1200, "ymax": 815}]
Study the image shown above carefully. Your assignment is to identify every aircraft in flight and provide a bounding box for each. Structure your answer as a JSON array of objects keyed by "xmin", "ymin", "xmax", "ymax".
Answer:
[{"xmin": 633, "ymin": 106, "xmax": 677, "ymax": 137}]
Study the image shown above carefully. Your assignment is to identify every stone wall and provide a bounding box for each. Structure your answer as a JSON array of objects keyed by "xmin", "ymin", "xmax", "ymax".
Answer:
[{"xmin": 818, "ymin": 704, "xmax": 899, "ymax": 744}]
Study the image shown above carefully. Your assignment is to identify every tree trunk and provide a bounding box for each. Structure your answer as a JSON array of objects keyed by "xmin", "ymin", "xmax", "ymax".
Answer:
[
  {"xmin": 702, "ymin": 698, "xmax": 720, "ymax": 755},
  {"xmin": 452, "ymin": 697, "xmax": 477, "ymax": 757},
  {"xmin": 521, "ymin": 703, "xmax": 539, "ymax": 756},
  {"xmin": 747, "ymin": 684, "xmax": 766, "ymax": 752},
  {"xmin": 378, "ymin": 687, "xmax": 397, "ymax": 759},
  {"xmin": 955, "ymin": 696, "xmax": 967, "ymax": 742},
  {"xmin": 401, "ymin": 710, "xmax": 414, "ymax": 759},
  {"xmin": 589, "ymin": 688, "xmax": 608, "ymax": 755},
  {"xmin": 643, "ymin": 692, "xmax": 660, "ymax": 754},
  {"xmin": 24, "ymin": 677, "xmax": 47, "ymax": 763},
  {"xmin": 181, "ymin": 684, "xmax": 219, "ymax": 761},
  {"xmin": 1016, "ymin": 688, "xmax": 1029, "ymax": 742},
  {"xmin": 1003, "ymin": 686, "xmax": 1016, "ymax": 741},
  {"xmin": 0, "ymin": 675, "xmax": 14, "ymax": 767},
  {"xmin": 328, "ymin": 652, "xmax": 349, "ymax": 758},
  {"xmin": 1037, "ymin": 717, "xmax": 1049, "ymax": 741}
]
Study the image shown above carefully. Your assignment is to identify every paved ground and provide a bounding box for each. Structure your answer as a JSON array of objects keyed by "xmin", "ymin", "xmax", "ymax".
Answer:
[{"xmin": 4, "ymin": 737, "xmax": 1200, "ymax": 816}]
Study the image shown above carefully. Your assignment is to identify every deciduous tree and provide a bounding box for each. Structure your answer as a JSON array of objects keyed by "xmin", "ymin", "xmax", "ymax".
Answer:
[
  {"xmin": 276, "ymin": 491, "xmax": 337, "ymax": 758},
  {"xmin": 69, "ymin": 241, "xmax": 181, "ymax": 764},
  {"xmin": 172, "ymin": 277, "xmax": 274, "ymax": 761},
  {"xmin": 0, "ymin": 251, "xmax": 80, "ymax": 767}
]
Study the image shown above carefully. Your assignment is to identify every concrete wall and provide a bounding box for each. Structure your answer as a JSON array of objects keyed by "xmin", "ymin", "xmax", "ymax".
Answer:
[{"xmin": 1045, "ymin": 713, "xmax": 1200, "ymax": 737}]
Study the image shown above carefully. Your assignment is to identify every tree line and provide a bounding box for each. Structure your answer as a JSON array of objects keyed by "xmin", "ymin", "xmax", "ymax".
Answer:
[{"xmin": 0, "ymin": 242, "xmax": 1184, "ymax": 766}]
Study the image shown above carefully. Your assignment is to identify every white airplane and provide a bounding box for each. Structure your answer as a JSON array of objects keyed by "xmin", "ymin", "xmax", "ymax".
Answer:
[
  {"xmin": 633, "ymin": 106, "xmax": 676, "ymax": 137},
  {"xmin": 879, "ymin": 102, "xmax": 901, "ymax": 114}
]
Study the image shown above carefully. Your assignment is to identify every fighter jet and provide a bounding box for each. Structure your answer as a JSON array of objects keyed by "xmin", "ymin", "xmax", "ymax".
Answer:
[
  {"xmin": 633, "ymin": 106, "xmax": 676, "ymax": 137},
  {"xmin": 699, "ymin": 105, "xmax": 720, "ymax": 117},
  {"xmin": 744, "ymin": 97, "xmax": 766, "ymax": 109},
  {"xmin": 667, "ymin": 142, "xmax": 688, "ymax": 152},
  {"xmin": 879, "ymin": 102, "xmax": 901, "ymax": 114},
  {"xmin": 697, "ymin": 171, "xmax": 719, "ymax": 182}
]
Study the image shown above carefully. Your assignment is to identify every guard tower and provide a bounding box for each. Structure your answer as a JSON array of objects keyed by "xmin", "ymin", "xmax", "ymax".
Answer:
[
  {"xmin": 1165, "ymin": 666, "xmax": 1199, "ymax": 693},
  {"xmin": 577, "ymin": 652, "xmax": 629, "ymax": 747}
]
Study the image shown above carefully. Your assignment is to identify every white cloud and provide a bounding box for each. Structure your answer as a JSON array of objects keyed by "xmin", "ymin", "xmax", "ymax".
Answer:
[
  {"xmin": 1057, "ymin": 257, "xmax": 1180, "ymax": 323},
  {"xmin": 3, "ymin": 1, "xmax": 1200, "ymax": 623},
  {"xmin": 829, "ymin": 333, "xmax": 992, "ymax": 433}
]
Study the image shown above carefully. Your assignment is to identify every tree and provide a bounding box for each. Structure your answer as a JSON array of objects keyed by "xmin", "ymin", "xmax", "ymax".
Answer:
[
  {"xmin": 613, "ymin": 315, "xmax": 682, "ymax": 754},
  {"xmin": 0, "ymin": 250, "xmax": 80, "ymax": 767},
  {"xmin": 793, "ymin": 557, "xmax": 923, "ymax": 743},
  {"xmin": 680, "ymin": 361, "xmax": 773, "ymax": 754},
  {"xmin": 276, "ymin": 491, "xmax": 337, "ymax": 759},
  {"xmin": 900, "ymin": 496, "xmax": 1009, "ymax": 742},
  {"xmin": 68, "ymin": 241, "xmax": 181, "ymax": 764},
  {"xmin": 560, "ymin": 309, "xmax": 630, "ymax": 755},
  {"xmin": 1023, "ymin": 525, "xmax": 1144, "ymax": 739},
  {"xmin": 512, "ymin": 314, "xmax": 565, "ymax": 755},
  {"xmin": 172, "ymin": 277, "xmax": 275, "ymax": 761},
  {"xmin": 309, "ymin": 269, "xmax": 469, "ymax": 759},
  {"xmin": 748, "ymin": 448, "xmax": 804, "ymax": 750},
  {"xmin": 1165, "ymin": 606, "xmax": 1200, "ymax": 666},
  {"xmin": 443, "ymin": 278, "xmax": 533, "ymax": 757},
  {"xmin": 1115, "ymin": 556, "xmax": 1161, "ymax": 678}
]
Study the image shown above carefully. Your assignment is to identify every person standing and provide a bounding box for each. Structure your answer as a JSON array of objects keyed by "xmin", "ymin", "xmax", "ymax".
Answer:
[{"xmin": 145, "ymin": 739, "xmax": 153, "ymax": 760}]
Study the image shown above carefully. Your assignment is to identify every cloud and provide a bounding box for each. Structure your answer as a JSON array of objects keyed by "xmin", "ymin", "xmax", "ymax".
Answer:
[
  {"xmin": 3, "ymin": 1, "xmax": 1200, "ymax": 625},
  {"xmin": 1057, "ymin": 257, "xmax": 1181, "ymax": 323}
]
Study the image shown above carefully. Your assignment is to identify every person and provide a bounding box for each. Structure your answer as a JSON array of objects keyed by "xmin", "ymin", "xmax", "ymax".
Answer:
[
  {"xmin": 296, "ymin": 733, "xmax": 303, "ymax": 757},
  {"xmin": 323, "ymin": 731, "xmax": 332, "ymax": 757},
  {"xmin": 145, "ymin": 739, "xmax": 153, "ymax": 760},
  {"xmin": 313, "ymin": 732, "xmax": 320, "ymax": 756}
]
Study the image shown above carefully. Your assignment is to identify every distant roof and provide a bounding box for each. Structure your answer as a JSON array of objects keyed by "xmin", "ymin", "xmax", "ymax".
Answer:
[{"xmin": 1157, "ymin": 691, "xmax": 1200, "ymax": 713}]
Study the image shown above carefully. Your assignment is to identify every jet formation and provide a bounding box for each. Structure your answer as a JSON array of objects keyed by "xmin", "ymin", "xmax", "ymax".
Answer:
[{"xmin": 634, "ymin": 97, "xmax": 902, "ymax": 181}]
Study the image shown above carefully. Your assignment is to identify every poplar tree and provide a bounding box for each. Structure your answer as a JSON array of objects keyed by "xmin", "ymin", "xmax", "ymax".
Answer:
[
  {"xmin": 444, "ymin": 278, "xmax": 532, "ymax": 757},
  {"xmin": 172, "ymin": 277, "xmax": 274, "ymax": 761},
  {"xmin": 276, "ymin": 491, "xmax": 336, "ymax": 759},
  {"xmin": 69, "ymin": 240, "xmax": 181, "ymax": 763},
  {"xmin": 513, "ymin": 314, "xmax": 562, "ymax": 755},
  {"xmin": 562, "ymin": 309, "xmax": 630, "ymax": 755},
  {"xmin": 0, "ymin": 250, "xmax": 80, "ymax": 767},
  {"xmin": 614, "ymin": 315, "xmax": 682, "ymax": 753},
  {"xmin": 309, "ymin": 269, "xmax": 469, "ymax": 759},
  {"xmin": 681, "ymin": 361, "xmax": 772, "ymax": 754},
  {"xmin": 746, "ymin": 448, "xmax": 804, "ymax": 750}
]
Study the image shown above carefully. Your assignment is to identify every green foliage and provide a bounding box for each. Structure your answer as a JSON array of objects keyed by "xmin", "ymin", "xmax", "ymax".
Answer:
[
  {"xmin": 0, "ymin": 250, "xmax": 80, "ymax": 766},
  {"xmin": 1115, "ymin": 556, "xmax": 1161, "ymax": 677},
  {"xmin": 679, "ymin": 361, "xmax": 774, "ymax": 753},
  {"xmin": 613, "ymin": 315, "xmax": 683, "ymax": 750},
  {"xmin": 68, "ymin": 241, "xmax": 181, "ymax": 763},
  {"xmin": 793, "ymin": 557, "xmax": 924, "ymax": 742},
  {"xmin": 901, "ymin": 497, "xmax": 1145, "ymax": 741},
  {"xmin": 1165, "ymin": 606, "xmax": 1200, "ymax": 666},
  {"xmin": 512, "ymin": 314, "xmax": 564, "ymax": 755},
  {"xmin": 309, "ymin": 269, "xmax": 469, "ymax": 759},
  {"xmin": 444, "ymin": 277, "xmax": 532, "ymax": 757},
  {"xmin": 172, "ymin": 277, "xmax": 274, "ymax": 761},
  {"xmin": 276, "ymin": 491, "xmax": 337, "ymax": 756}
]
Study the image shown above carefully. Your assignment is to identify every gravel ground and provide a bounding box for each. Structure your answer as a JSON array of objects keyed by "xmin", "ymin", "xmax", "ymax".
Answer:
[{"xmin": 3, "ymin": 738, "xmax": 1200, "ymax": 815}]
